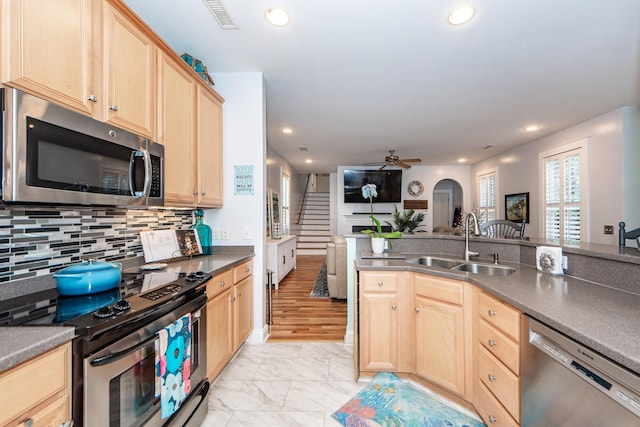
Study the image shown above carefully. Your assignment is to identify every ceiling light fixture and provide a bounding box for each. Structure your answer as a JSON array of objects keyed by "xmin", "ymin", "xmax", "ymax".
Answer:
[
  {"xmin": 458, "ymin": 158, "xmax": 467, "ymax": 163},
  {"xmin": 282, "ymin": 127, "xmax": 293, "ymax": 134},
  {"xmin": 305, "ymin": 159, "xmax": 312, "ymax": 163},
  {"xmin": 265, "ymin": 7, "xmax": 290, "ymax": 26},
  {"xmin": 524, "ymin": 125, "xmax": 540, "ymax": 132},
  {"xmin": 448, "ymin": 6, "xmax": 475, "ymax": 25}
]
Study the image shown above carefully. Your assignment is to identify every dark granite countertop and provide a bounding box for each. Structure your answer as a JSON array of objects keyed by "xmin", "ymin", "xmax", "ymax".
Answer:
[
  {"xmin": 356, "ymin": 251, "xmax": 640, "ymax": 375},
  {"xmin": 0, "ymin": 247, "xmax": 254, "ymax": 373}
]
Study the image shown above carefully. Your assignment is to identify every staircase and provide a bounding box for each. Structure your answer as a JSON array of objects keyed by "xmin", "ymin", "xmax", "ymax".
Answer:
[{"xmin": 293, "ymin": 192, "xmax": 331, "ymax": 255}]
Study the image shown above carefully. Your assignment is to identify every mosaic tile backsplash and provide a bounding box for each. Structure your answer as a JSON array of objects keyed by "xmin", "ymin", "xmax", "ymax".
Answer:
[{"xmin": 0, "ymin": 206, "xmax": 194, "ymax": 284}]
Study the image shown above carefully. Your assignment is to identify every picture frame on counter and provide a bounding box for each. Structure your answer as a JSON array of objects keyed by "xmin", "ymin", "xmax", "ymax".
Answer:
[{"xmin": 505, "ymin": 192, "xmax": 529, "ymax": 223}]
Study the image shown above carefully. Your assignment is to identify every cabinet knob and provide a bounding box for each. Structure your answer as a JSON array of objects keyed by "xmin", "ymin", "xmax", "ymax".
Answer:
[
  {"xmin": 391, "ymin": 304, "xmax": 397, "ymax": 310},
  {"xmin": 238, "ymin": 292, "xmax": 242, "ymax": 297},
  {"xmin": 24, "ymin": 419, "xmax": 34, "ymax": 427},
  {"xmin": 193, "ymin": 191, "xmax": 199, "ymax": 195},
  {"xmin": 488, "ymin": 309, "xmax": 497, "ymax": 317},
  {"xmin": 88, "ymin": 95, "xmax": 97, "ymax": 102},
  {"xmin": 488, "ymin": 415, "xmax": 497, "ymax": 423},
  {"xmin": 60, "ymin": 421, "xmax": 74, "ymax": 427},
  {"xmin": 415, "ymin": 307, "xmax": 420, "ymax": 313},
  {"xmin": 488, "ymin": 374, "xmax": 496, "ymax": 382},
  {"xmin": 245, "ymin": 268, "xmax": 250, "ymax": 272},
  {"xmin": 201, "ymin": 192, "xmax": 206, "ymax": 195},
  {"xmin": 488, "ymin": 339, "xmax": 497, "ymax": 347},
  {"xmin": 219, "ymin": 281, "xmax": 225, "ymax": 287},
  {"xmin": 377, "ymin": 281, "xmax": 384, "ymax": 286},
  {"xmin": 110, "ymin": 104, "xmax": 118, "ymax": 111},
  {"xmin": 231, "ymin": 296, "xmax": 235, "ymax": 302}
]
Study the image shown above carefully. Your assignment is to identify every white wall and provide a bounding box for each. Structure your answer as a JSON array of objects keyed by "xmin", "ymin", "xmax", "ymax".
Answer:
[
  {"xmin": 471, "ymin": 107, "xmax": 634, "ymax": 244},
  {"xmin": 336, "ymin": 165, "xmax": 471, "ymax": 234},
  {"xmin": 623, "ymin": 107, "xmax": 640, "ymax": 229},
  {"xmin": 204, "ymin": 72, "xmax": 267, "ymax": 342}
]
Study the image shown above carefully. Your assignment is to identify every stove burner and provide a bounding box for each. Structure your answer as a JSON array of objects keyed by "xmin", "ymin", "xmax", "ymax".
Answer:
[
  {"xmin": 195, "ymin": 271, "xmax": 206, "ymax": 279},
  {"xmin": 94, "ymin": 306, "xmax": 115, "ymax": 319},
  {"xmin": 112, "ymin": 300, "xmax": 131, "ymax": 312},
  {"xmin": 140, "ymin": 283, "xmax": 183, "ymax": 300}
]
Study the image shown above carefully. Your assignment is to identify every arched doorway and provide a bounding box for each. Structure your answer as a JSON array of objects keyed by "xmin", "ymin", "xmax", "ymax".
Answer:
[{"xmin": 432, "ymin": 179, "xmax": 463, "ymax": 229}]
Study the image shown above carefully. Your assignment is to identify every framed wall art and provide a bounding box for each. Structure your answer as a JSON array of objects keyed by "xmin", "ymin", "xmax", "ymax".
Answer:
[{"xmin": 505, "ymin": 192, "xmax": 529, "ymax": 223}]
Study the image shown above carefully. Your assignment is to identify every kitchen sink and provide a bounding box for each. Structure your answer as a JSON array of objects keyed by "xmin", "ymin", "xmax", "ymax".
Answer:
[
  {"xmin": 406, "ymin": 256, "xmax": 462, "ymax": 269},
  {"xmin": 450, "ymin": 262, "xmax": 516, "ymax": 276}
]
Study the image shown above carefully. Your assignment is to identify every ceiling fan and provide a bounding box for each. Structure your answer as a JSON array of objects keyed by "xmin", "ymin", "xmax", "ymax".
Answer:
[{"xmin": 363, "ymin": 150, "xmax": 422, "ymax": 170}]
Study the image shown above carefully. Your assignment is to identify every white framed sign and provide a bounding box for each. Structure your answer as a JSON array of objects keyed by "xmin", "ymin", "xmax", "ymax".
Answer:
[{"xmin": 234, "ymin": 165, "xmax": 254, "ymax": 195}]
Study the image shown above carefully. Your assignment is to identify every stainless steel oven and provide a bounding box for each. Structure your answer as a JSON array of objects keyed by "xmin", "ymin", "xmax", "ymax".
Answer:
[
  {"xmin": 82, "ymin": 293, "xmax": 208, "ymax": 427},
  {"xmin": 0, "ymin": 87, "xmax": 163, "ymax": 206}
]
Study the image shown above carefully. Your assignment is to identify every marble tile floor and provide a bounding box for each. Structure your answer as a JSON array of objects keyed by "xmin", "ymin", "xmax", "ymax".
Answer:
[
  {"xmin": 200, "ymin": 341, "xmax": 354, "ymax": 426},
  {"xmin": 200, "ymin": 341, "xmax": 483, "ymax": 427}
]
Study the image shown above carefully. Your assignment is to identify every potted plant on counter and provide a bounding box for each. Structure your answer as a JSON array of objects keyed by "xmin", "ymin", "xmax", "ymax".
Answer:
[{"xmin": 361, "ymin": 183, "xmax": 402, "ymax": 254}]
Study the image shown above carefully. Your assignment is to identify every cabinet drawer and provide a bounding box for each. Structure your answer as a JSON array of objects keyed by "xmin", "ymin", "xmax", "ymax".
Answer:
[
  {"xmin": 0, "ymin": 343, "xmax": 70, "ymax": 426},
  {"xmin": 360, "ymin": 271, "xmax": 399, "ymax": 292},
  {"xmin": 415, "ymin": 274, "xmax": 463, "ymax": 305},
  {"xmin": 478, "ymin": 292, "xmax": 521, "ymax": 342},
  {"xmin": 479, "ymin": 319, "xmax": 520, "ymax": 374},
  {"xmin": 207, "ymin": 268, "xmax": 234, "ymax": 299},
  {"xmin": 233, "ymin": 260, "xmax": 253, "ymax": 283},
  {"xmin": 478, "ymin": 346, "xmax": 519, "ymax": 420},
  {"xmin": 476, "ymin": 381, "xmax": 519, "ymax": 427}
]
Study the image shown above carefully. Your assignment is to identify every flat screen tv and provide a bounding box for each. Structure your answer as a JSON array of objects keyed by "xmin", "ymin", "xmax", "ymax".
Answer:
[{"xmin": 343, "ymin": 169, "xmax": 402, "ymax": 203}]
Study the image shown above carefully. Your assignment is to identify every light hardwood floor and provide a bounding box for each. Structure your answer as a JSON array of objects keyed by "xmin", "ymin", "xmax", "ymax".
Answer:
[{"xmin": 267, "ymin": 255, "xmax": 348, "ymax": 341}]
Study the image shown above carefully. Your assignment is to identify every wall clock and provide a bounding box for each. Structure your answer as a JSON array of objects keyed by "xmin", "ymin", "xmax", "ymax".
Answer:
[{"xmin": 407, "ymin": 180, "xmax": 424, "ymax": 197}]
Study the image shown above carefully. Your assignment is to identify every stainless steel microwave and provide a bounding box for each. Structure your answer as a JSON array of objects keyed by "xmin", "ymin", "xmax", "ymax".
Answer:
[{"xmin": 0, "ymin": 87, "xmax": 163, "ymax": 207}]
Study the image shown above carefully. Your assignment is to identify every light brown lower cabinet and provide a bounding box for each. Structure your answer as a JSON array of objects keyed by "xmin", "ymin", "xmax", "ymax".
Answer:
[
  {"xmin": 206, "ymin": 260, "xmax": 253, "ymax": 381},
  {"xmin": 0, "ymin": 343, "xmax": 72, "ymax": 427},
  {"xmin": 357, "ymin": 271, "xmax": 523, "ymax": 425}
]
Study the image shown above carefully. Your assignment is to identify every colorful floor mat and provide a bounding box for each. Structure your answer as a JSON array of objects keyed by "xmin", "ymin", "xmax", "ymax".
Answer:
[{"xmin": 333, "ymin": 372, "xmax": 486, "ymax": 427}]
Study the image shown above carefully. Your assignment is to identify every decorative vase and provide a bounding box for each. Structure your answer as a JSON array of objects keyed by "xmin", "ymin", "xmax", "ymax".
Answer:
[{"xmin": 371, "ymin": 237, "xmax": 385, "ymax": 254}]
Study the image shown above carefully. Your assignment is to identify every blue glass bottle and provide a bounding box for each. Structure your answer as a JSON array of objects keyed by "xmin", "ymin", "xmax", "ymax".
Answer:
[{"xmin": 190, "ymin": 209, "xmax": 212, "ymax": 255}]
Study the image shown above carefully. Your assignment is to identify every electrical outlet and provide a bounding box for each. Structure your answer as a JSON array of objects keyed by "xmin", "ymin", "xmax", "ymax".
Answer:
[
  {"xmin": 243, "ymin": 227, "xmax": 252, "ymax": 239},
  {"xmin": 222, "ymin": 228, "xmax": 229, "ymax": 240},
  {"xmin": 604, "ymin": 225, "xmax": 614, "ymax": 235},
  {"xmin": 212, "ymin": 228, "xmax": 220, "ymax": 240}
]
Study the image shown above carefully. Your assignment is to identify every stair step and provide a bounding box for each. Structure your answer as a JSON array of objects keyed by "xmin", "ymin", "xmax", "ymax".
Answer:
[
  {"xmin": 297, "ymin": 224, "xmax": 330, "ymax": 229},
  {"xmin": 296, "ymin": 229, "xmax": 331, "ymax": 236},
  {"xmin": 298, "ymin": 235, "xmax": 331, "ymax": 241},
  {"xmin": 297, "ymin": 248, "xmax": 327, "ymax": 256},
  {"xmin": 297, "ymin": 241, "xmax": 330, "ymax": 248}
]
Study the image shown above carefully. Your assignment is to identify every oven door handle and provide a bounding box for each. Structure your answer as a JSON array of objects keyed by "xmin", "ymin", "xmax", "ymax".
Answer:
[{"xmin": 90, "ymin": 334, "xmax": 157, "ymax": 367}]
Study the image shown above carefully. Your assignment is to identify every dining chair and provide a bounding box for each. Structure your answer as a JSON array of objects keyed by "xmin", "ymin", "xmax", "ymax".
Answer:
[
  {"xmin": 618, "ymin": 222, "xmax": 640, "ymax": 247},
  {"xmin": 479, "ymin": 219, "xmax": 526, "ymax": 238}
]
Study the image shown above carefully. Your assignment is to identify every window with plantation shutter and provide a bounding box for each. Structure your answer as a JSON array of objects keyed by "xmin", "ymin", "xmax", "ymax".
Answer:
[
  {"xmin": 540, "ymin": 139, "xmax": 589, "ymax": 242},
  {"xmin": 477, "ymin": 168, "xmax": 497, "ymax": 222}
]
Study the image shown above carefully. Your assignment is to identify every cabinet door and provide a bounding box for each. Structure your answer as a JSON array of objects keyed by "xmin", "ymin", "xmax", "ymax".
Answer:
[
  {"xmin": 206, "ymin": 287, "xmax": 233, "ymax": 380},
  {"xmin": 234, "ymin": 275, "xmax": 253, "ymax": 350},
  {"xmin": 15, "ymin": 394, "xmax": 70, "ymax": 427},
  {"xmin": 415, "ymin": 295, "xmax": 465, "ymax": 395},
  {"xmin": 1, "ymin": 0, "xmax": 96, "ymax": 115},
  {"xmin": 159, "ymin": 52, "xmax": 197, "ymax": 206},
  {"xmin": 360, "ymin": 292, "xmax": 399, "ymax": 371},
  {"xmin": 196, "ymin": 86, "xmax": 224, "ymax": 207},
  {"xmin": 103, "ymin": 2, "xmax": 155, "ymax": 137}
]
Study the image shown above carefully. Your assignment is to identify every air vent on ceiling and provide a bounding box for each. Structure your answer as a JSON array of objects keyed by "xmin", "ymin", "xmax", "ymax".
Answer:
[
  {"xmin": 201, "ymin": 0, "xmax": 238, "ymax": 29},
  {"xmin": 299, "ymin": 147, "xmax": 309, "ymax": 152}
]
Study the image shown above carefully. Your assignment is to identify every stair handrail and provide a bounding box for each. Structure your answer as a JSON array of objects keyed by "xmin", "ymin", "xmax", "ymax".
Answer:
[{"xmin": 296, "ymin": 174, "xmax": 312, "ymax": 225}]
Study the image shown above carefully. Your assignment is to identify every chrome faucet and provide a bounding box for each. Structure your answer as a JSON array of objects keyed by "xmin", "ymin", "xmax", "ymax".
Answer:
[{"xmin": 463, "ymin": 212, "xmax": 481, "ymax": 261}]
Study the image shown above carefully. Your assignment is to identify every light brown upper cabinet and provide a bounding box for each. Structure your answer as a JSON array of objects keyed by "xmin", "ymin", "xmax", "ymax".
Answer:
[
  {"xmin": 196, "ymin": 86, "xmax": 224, "ymax": 207},
  {"xmin": 101, "ymin": 1, "xmax": 156, "ymax": 138},
  {"xmin": 1, "ymin": 0, "xmax": 97, "ymax": 115}
]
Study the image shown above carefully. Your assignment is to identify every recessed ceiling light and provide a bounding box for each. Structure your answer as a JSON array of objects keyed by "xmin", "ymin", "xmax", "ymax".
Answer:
[
  {"xmin": 282, "ymin": 127, "xmax": 293, "ymax": 134},
  {"xmin": 524, "ymin": 125, "xmax": 540, "ymax": 132},
  {"xmin": 265, "ymin": 7, "xmax": 290, "ymax": 26},
  {"xmin": 305, "ymin": 159, "xmax": 312, "ymax": 163},
  {"xmin": 458, "ymin": 158, "xmax": 467, "ymax": 163},
  {"xmin": 448, "ymin": 6, "xmax": 475, "ymax": 25}
]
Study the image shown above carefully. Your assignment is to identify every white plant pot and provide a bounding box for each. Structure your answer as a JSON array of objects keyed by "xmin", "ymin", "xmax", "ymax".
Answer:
[{"xmin": 371, "ymin": 237, "xmax": 385, "ymax": 254}]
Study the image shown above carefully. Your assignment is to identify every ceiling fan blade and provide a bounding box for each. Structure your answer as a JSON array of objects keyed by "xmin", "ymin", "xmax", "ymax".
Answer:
[
  {"xmin": 397, "ymin": 162, "xmax": 412, "ymax": 169},
  {"xmin": 399, "ymin": 158, "xmax": 422, "ymax": 163},
  {"xmin": 378, "ymin": 164, "xmax": 388, "ymax": 171},
  {"xmin": 362, "ymin": 161, "xmax": 387, "ymax": 166}
]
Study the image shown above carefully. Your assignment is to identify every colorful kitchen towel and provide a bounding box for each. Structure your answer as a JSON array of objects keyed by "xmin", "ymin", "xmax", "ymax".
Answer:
[{"xmin": 155, "ymin": 313, "xmax": 192, "ymax": 419}]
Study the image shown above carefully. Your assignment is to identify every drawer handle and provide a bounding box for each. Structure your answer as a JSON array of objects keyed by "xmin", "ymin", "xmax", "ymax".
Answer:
[
  {"xmin": 392, "ymin": 304, "xmax": 397, "ymax": 310},
  {"xmin": 488, "ymin": 415, "xmax": 497, "ymax": 423},
  {"xmin": 488, "ymin": 339, "xmax": 497, "ymax": 347},
  {"xmin": 488, "ymin": 374, "xmax": 497, "ymax": 382},
  {"xmin": 60, "ymin": 421, "xmax": 74, "ymax": 427},
  {"xmin": 377, "ymin": 281, "xmax": 384, "ymax": 286},
  {"xmin": 25, "ymin": 419, "xmax": 34, "ymax": 427},
  {"xmin": 283, "ymin": 255, "xmax": 286, "ymax": 264},
  {"xmin": 245, "ymin": 267, "xmax": 250, "ymax": 272},
  {"xmin": 488, "ymin": 309, "xmax": 497, "ymax": 317}
]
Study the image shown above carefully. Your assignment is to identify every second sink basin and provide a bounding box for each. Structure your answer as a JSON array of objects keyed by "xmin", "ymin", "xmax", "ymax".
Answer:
[
  {"xmin": 407, "ymin": 256, "xmax": 462, "ymax": 269},
  {"xmin": 450, "ymin": 262, "xmax": 516, "ymax": 276}
]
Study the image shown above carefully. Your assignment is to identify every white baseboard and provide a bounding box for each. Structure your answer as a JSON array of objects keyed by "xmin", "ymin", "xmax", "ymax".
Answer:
[{"xmin": 344, "ymin": 330, "xmax": 354, "ymax": 346}]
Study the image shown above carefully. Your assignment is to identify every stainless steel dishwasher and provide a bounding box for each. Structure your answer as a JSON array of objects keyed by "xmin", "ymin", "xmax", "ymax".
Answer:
[{"xmin": 521, "ymin": 317, "xmax": 640, "ymax": 426}]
